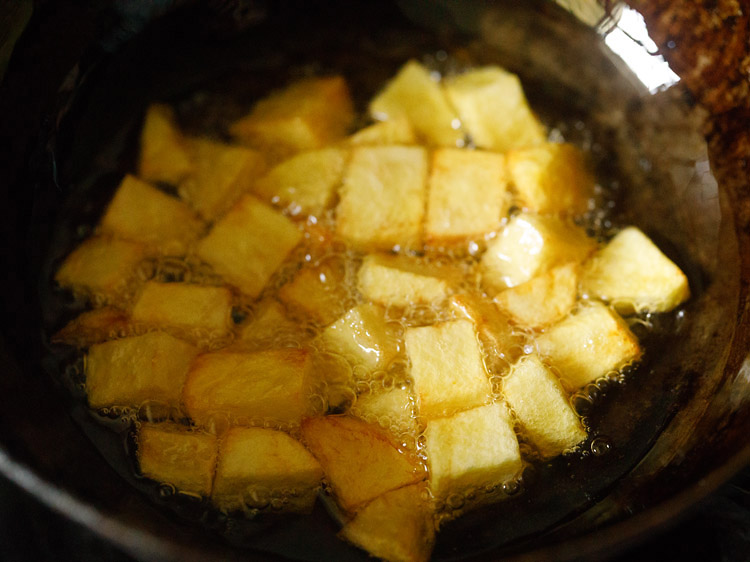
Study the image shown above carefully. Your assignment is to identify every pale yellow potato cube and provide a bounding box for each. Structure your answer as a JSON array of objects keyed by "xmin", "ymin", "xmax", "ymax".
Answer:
[
  {"xmin": 507, "ymin": 143, "xmax": 594, "ymax": 215},
  {"xmin": 277, "ymin": 261, "xmax": 350, "ymax": 326},
  {"xmin": 300, "ymin": 416, "xmax": 424, "ymax": 513},
  {"xmin": 502, "ymin": 355, "xmax": 587, "ymax": 457},
  {"xmin": 99, "ymin": 175, "xmax": 204, "ymax": 255},
  {"xmin": 235, "ymin": 299, "xmax": 299, "ymax": 349},
  {"xmin": 131, "ymin": 282, "xmax": 233, "ymax": 342},
  {"xmin": 357, "ymin": 254, "xmax": 449, "ymax": 308},
  {"xmin": 137, "ymin": 104, "xmax": 193, "ymax": 186},
  {"xmin": 137, "ymin": 423, "xmax": 218, "ymax": 496},
  {"xmin": 580, "ymin": 226, "xmax": 690, "ymax": 314},
  {"xmin": 350, "ymin": 386, "xmax": 418, "ymax": 442},
  {"xmin": 480, "ymin": 214, "xmax": 595, "ymax": 292},
  {"xmin": 336, "ymin": 145, "xmax": 427, "ymax": 251},
  {"xmin": 535, "ymin": 302, "xmax": 641, "ymax": 389},
  {"xmin": 229, "ymin": 76, "xmax": 354, "ymax": 160},
  {"xmin": 178, "ymin": 137, "xmax": 266, "ymax": 222},
  {"xmin": 196, "ymin": 195, "xmax": 302, "ymax": 298},
  {"xmin": 426, "ymin": 148, "xmax": 508, "ymax": 242},
  {"xmin": 183, "ymin": 349, "xmax": 314, "ymax": 429},
  {"xmin": 253, "ymin": 147, "xmax": 348, "ymax": 217},
  {"xmin": 52, "ymin": 306, "xmax": 132, "ymax": 348},
  {"xmin": 346, "ymin": 118, "xmax": 416, "ymax": 146},
  {"xmin": 405, "ymin": 319, "xmax": 492, "ymax": 420},
  {"xmin": 424, "ymin": 402, "xmax": 522, "ymax": 498},
  {"xmin": 86, "ymin": 331, "xmax": 199, "ymax": 410},
  {"xmin": 54, "ymin": 236, "xmax": 148, "ymax": 304},
  {"xmin": 494, "ymin": 262, "xmax": 579, "ymax": 329},
  {"xmin": 369, "ymin": 60, "xmax": 462, "ymax": 147},
  {"xmin": 212, "ymin": 427, "xmax": 323, "ymax": 513},
  {"xmin": 339, "ymin": 483, "xmax": 435, "ymax": 562},
  {"xmin": 443, "ymin": 66, "xmax": 546, "ymax": 152}
]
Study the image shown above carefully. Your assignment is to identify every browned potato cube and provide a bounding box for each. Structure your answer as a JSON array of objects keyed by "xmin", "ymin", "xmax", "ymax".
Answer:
[
  {"xmin": 277, "ymin": 260, "xmax": 350, "ymax": 326},
  {"xmin": 52, "ymin": 306, "xmax": 132, "ymax": 348},
  {"xmin": 234, "ymin": 298, "xmax": 299, "ymax": 349},
  {"xmin": 137, "ymin": 104, "xmax": 193, "ymax": 186},
  {"xmin": 346, "ymin": 118, "xmax": 416, "ymax": 146},
  {"xmin": 357, "ymin": 254, "xmax": 450, "ymax": 308},
  {"xmin": 350, "ymin": 386, "xmax": 418, "ymax": 445}
]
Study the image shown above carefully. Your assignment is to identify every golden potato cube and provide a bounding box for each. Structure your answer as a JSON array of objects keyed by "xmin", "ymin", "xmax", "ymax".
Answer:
[
  {"xmin": 131, "ymin": 282, "xmax": 233, "ymax": 342},
  {"xmin": 320, "ymin": 303, "xmax": 399, "ymax": 373},
  {"xmin": 183, "ymin": 349, "xmax": 314, "ymax": 429},
  {"xmin": 212, "ymin": 427, "xmax": 323, "ymax": 513},
  {"xmin": 277, "ymin": 261, "xmax": 350, "ymax": 326},
  {"xmin": 426, "ymin": 148, "xmax": 508, "ymax": 242},
  {"xmin": 357, "ymin": 254, "xmax": 449, "ymax": 308},
  {"xmin": 507, "ymin": 143, "xmax": 594, "ymax": 215},
  {"xmin": 196, "ymin": 195, "xmax": 302, "ymax": 298},
  {"xmin": 300, "ymin": 416, "xmax": 424, "ymax": 513},
  {"xmin": 229, "ymin": 76, "xmax": 354, "ymax": 160},
  {"xmin": 480, "ymin": 214, "xmax": 595, "ymax": 293},
  {"xmin": 52, "ymin": 306, "xmax": 132, "ymax": 348},
  {"xmin": 178, "ymin": 137, "xmax": 266, "ymax": 222},
  {"xmin": 99, "ymin": 175, "xmax": 204, "ymax": 255},
  {"xmin": 580, "ymin": 226, "xmax": 690, "ymax": 314},
  {"xmin": 253, "ymin": 147, "xmax": 347, "ymax": 217},
  {"xmin": 535, "ymin": 302, "xmax": 641, "ymax": 389},
  {"xmin": 502, "ymin": 355, "xmax": 587, "ymax": 457},
  {"xmin": 424, "ymin": 402, "xmax": 522, "ymax": 499},
  {"xmin": 346, "ymin": 118, "xmax": 416, "ymax": 146},
  {"xmin": 369, "ymin": 60, "xmax": 462, "ymax": 147},
  {"xmin": 443, "ymin": 66, "xmax": 546, "ymax": 152},
  {"xmin": 86, "ymin": 331, "xmax": 199, "ymax": 410},
  {"xmin": 494, "ymin": 262, "xmax": 579, "ymax": 329},
  {"xmin": 336, "ymin": 145, "xmax": 427, "ymax": 250},
  {"xmin": 137, "ymin": 104, "xmax": 193, "ymax": 186},
  {"xmin": 405, "ymin": 319, "xmax": 492, "ymax": 420},
  {"xmin": 340, "ymin": 484, "xmax": 435, "ymax": 562},
  {"xmin": 235, "ymin": 299, "xmax": 299, "ymax": 349},
  {"xmin": 54, "ymin": 236, "xmax": 148, "ymax": 304},
  {"xmin": 350, "ymin": 386, "xmax": 418, "ymax": 442}
]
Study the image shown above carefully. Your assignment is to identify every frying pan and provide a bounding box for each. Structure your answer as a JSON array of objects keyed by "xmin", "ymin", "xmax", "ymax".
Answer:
[{"xmin": 1, "ymin": 0, "xmax": 749, "ymax": 560}]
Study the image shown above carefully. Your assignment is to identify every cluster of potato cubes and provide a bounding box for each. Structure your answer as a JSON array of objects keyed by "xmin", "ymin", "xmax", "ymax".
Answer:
[{"xmin": 52, "ymin": 58, "xmax": 690, "ymax": 562}]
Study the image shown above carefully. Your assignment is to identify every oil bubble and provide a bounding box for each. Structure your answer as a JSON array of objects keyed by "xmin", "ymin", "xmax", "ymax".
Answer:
[{"xmin": 590, "ymin": 437, "xmax": 612, "ymax": 457}]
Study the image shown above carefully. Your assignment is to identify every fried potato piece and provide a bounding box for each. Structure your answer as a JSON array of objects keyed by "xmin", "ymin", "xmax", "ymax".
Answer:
[
  {"xmin": 580, "ymin": 226, "xmax": 690, "ymax": 314},
  {"xmin": 357, "ymin": 254, "xmax": 450, "ymax": 308},
  {"xmin": 369, "ymin": 60, "xmax": 462, "ymax": 147},
  {"xmin": 234, "ymin": 299, "xmax": 299, "ymax": 349},
  {"xmin": 99, "ymin": 175, "xmax": 204, "ymax": 255},
  {"xmin": 346, "ymin": 118, "xmax": 416, "ymax": 146},
  {"xmin": 350, "ymin": 386, "xmax": 418, "ymax": 445},
  {"xmin": 405, "ymin": 319, "xmax": 492, "ymax": 420},
  {"xmin": 336, "ymin": 145, "xmax": 428, "ymax": 251},
  {"xmin": 196, "ymin": 195, "xmax": 302, "ymax": 298},
  {"xmin": 300, "ymin": 416, "xmax": 424, "ymax": 513},
  {"xmin": 86, "ymin": 331, "xmax": 199, "ymax": 410},
  {"xmin": 137, "ymin": 422, "xmax": 217, "ymax": 497},
  {"xmin": 535, "ymin": 302, "xmax": 641, "ymax": 389},
  {"xmin": 212, "ymin": 427, "xmax": 323, "ymax": 513},
  {"xmin": 183, "ymin": 349, "xmax": 314, "ymax": 429},
  {"xmin": 137, "ymin": 104, "xmax": 193, "ymax": 186},
  {"xmin": 443, "ymin": 66, "xmax": 546, "ymax": 152},
  {"xmin": 339, "ymin": 483, "xmax": 435, "ymax": 562},
  {"xmin": 502, "ymin": 355, "xmax": 587, "ymax": 457},
  {"xmin": 426, "ymin": 148, "xmax": 508, "ymax": 242},
  {"xmin": 52, "ymin": 306, "xmax": 132, "ymax": 348},
  {"xmin": 424, "ymin": 402, "xmax": 522, "ymax": 499},
  {"xmin": 277, "ymin": 260, "xmax": 350, "ymax": 326},
  {"xmin": 508, "ymin": 143, "xmax": 594, "ymax": 215}
]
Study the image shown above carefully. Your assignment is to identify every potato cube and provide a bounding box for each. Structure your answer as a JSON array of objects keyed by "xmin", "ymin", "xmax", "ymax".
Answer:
[
  {"xmin": 502, "ymin": 355, "xmax": 587, "ymax": 457},
  {"xmin": 183, "ymin": 349, "xmax": 314, "ymax": 429},
  {"xmin": 179, "ymin": 137, "xmax": 266, "ymax": 222},
  {"xmin": 137, "ymin": 423, "xmax": 218, "ymax": 496},
  {"xmin": 346, "ymin": 118, "xmax": 416, "ymax": 146},
  {"xmin": 369, "ymin": 60, "xmax": 462, "ymax": 147},
  {"xmin": 131, "ymin": 282, "xmax": 233, "ymax": 342},
  {"xmin": 196, "ymin": 195, "xmax": 302, "ymax": 298},
  {"xmin": 494, "ymin": 262, "xmax": 579, "ymax": 329},
  {"xmin": 507, "ymin": 143, "xmax": 594, "ymax": 215},
  {"xmin": 300, "ymin": 416, "xmax": 424, "ymax": 513},
  {"xmin": 443, "ymin": 66, "xmax": 546, "ymax": 152},
  {"xmin": 405, "ymin": 319, "xmax": 492, "ymax": 420},
  {"xmin": 212, "ymin": 427, "xmax": 323, "ymax": 513},
  {"xmin": 229, "ymin": 76, "xmax": 354, "ymax": 160},
  {"xmin": 137, "ymin": 104, "xmax": 193, "ymax": 186},
  {"xmin": 339, "ymin": 484, "xmax": 435, "ymax": 562},
  {"xmin": 350, "ymin": 386, "xmax": 418, "ymax": 442},
  {"xmin": 86, "ymin": 331, "xmax": 199, "ymax": 410},
  {"xmin": 480, "ymin": 214, "xmax": 595, "ymax": 293},
  {"xmin": 580, "ymin": 226, "xmax": 690, "ymax": 314},
  {"xmin": 253, "ymin": 148, "xmax": 347, "ymax": 217},
  {"xmin": 426, "ymin": 148, "xmax": 508, "ymax": 242},
  {"xmin": 52, "ymin": 306, "xmax": 132, "ymax": 348},
  {"xmin": 424, "ymin": 402, "xmax": 522, "ymax": 499},
  {"xmin": 357, "ymin": 254, "xmax": 449, "ymax": 308},
  {"xmin": 277, "ymin": 260, "xmax": 350, "ymax": 326},
  {"xmin": 336, "ymin": 146, "xmax": 427, "ymax": 250},
  {"xmin": 535, "ymin": 302, "xmax": 641, "ymax": 389},
  {"xmin": 54, "ymin": 236, "xmax": 148, "ymax": 304},
  {"xmin": 235, "ymin": 299, "xmax": 299, "ymax": 349}
]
